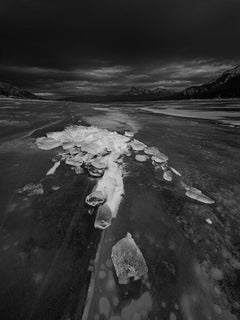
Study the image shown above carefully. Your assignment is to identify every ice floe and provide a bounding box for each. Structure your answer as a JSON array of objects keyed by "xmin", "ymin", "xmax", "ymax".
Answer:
[
  {"xmin": 130, "ymin": 139, "xmax": 146, "ymax": 151},
  {"xmin": 135, "ymin": 154, "xmax": 148, "ymax": 162},
  {"xmin": 85, "ymin": 190, "xmax": 106, "ymax": 207},
  {"xmin": 46, "ymin": 161, "xmax": 60, "ymax": 175},
  {"xmin": 163, "ymin": 170, "xmax": 173, "ymax": 182},
  {"xmin": 185, "ymin": 186, "xmax": 215, "ymax": 204},
  {"xmin": 36, "ymin": 137, "xmax": 62, "ymax": 150},
  {"xmin": 111, "ymin": 233, "xmax": 148, "ymax": 284},
  {"xmin": 94, "ymin": 203, "xmax": 113, "ymax": 230}
]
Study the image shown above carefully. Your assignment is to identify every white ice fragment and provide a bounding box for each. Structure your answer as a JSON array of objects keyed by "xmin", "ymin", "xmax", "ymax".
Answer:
[
  {"xmin": 152, "ymin": 152, "xmax": 168, "ymax": 163},
  {"xmin": 95, "ymin": 161, "xmax": 124, "ymax": 218},
  {"xmin": 206, "ymin": 218, "xmax": 213, "ymax": 224},
  {"xmin": 124, "ymin": 131, "xmax": 134, "ymax": 138},
  {"xmin": 135, "ymin": 154, "xmax": 148, "ymax": 162},
  {"xmin": 185, "ymin": 186, "xmax": 215, "ymax": 204},
  {"xmin": 90, "ymin": 158, "xmax": 107, "ymax": 169},
  {"xmin": 111, "ymin": 233, "xmax": 148, "ymax": 284},
  {"xmin": 130, "ymin": 139, "xmax": 146, "ymax": 151},
  {"xmin": 163, "ymin": 170, "xmax": 173, "ymax": 181},
  {"xmin": 75, "ymin": 166, "xmax": 84, "ymax": 174},
  {"xmin": 65, "ymin": 154, "xmax": 83, "ymax": 167},
  {"xmin": 94, "ymin": 203, "xmax": 112, "ymax": 230},
  {"xmin": 36, "ymin": 137, "xmax": 62, "ymax": 150},
  {"xmin": 170, "ymin": 167, "xmax": 182, "ymax": 176},
  {"xmin": 144, "ymin": 147, "xmax": 159, "ymax": 156},
  {"xmin": 46, "ymin": 161, "xmax": 60, "ymax": 175},
  {"xmin": 86, "ymin": 190, "xmax": 106, "ymax": 207}
]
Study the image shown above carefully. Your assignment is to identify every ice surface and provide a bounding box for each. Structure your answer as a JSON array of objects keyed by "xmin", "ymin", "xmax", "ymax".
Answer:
[{"xmin": 111, "ymin": 233, "xmax": 148, "ymax": 284}]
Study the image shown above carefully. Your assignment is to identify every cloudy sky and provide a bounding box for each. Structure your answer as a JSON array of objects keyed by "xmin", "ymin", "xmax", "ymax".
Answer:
[{"xmin": 1, "ymin": 0, "xmax": 240, "ymax": 97}]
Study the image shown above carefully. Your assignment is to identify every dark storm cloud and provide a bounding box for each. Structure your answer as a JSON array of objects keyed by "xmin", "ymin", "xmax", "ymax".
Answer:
[{"xmin": 1, "ymin": 0, "xmax": 240, "ymax": 95}]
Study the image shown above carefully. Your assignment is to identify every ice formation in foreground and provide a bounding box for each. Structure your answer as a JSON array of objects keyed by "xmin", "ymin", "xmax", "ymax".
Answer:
[{"xmin": 111, "ymin": 233, "xmax": 148, "ymax": 284}]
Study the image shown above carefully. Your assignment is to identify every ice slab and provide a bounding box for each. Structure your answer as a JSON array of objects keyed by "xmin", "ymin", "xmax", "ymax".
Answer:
[
  {"xmin": 94, "ymin": 203, "xmax": 112, "ymax": 230},
  {"xmin": 46, "ymin": 161, "xmax": 60, "ymax": 175},
  {"xmin": 111, "ymin": 233, "xmax": 148, "ymax": 284},
  {"xmin": 185, "ymin": 186, "xmax": 215, "ymax": 204},
  {"xmin": 36, "ymin": 137, "xmax": 62, "ymax": 150},
  {"xmin": 85, "ymin": 191, "xmax": 106, "ymax": 207},
  {"xmin": 135, "ymin": 154, "xmax": 149, "ymax": 162}
]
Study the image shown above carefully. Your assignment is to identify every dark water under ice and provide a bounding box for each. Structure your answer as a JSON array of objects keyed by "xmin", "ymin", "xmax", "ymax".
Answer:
[{"xmin": 0, "ymin": 98, "xmax": 240, "ymax": 320}]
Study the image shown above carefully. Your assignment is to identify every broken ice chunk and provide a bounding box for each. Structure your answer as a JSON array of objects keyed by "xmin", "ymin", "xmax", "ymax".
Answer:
[
  {"xmin": 144, "ymin": 147, "xmax": 159, "ymax": 156},
  {"xmin": 18, "ymin": 183, "xmax": 44, "ymax": 196},
  {"xmin": 124, "ymin": 131, "xmax": 134, "ymax": 138},
  {"xmin": 86, "ymin": 190, "xmax": 106, "ymax": 207},
  {"xmin": 36, "ymin": 137, "xmax": 62, "ymax": 150},
  {"xmin": 87, "ymin": 166, "xmax": 105, "ymax": 177},
  {"xmin": 90, "ymin": 158, "xmax": 107, "ymax": 170},
  {"xmin": 185, "ymin": 186, "xmax": 215, "ymax": 204},
  {"xmin": 205, "ymin": 218, "xmax": 213, "ymax": 224},
  {"xmin": 65, "ymin": 154, "xmax": 83, "ymax": 167},
  {"xmin": 130, "ymin": 139, "xmax": 146, "ymax": 151},
  {"xmin": 163, "ymin": 170, "xmax": 173, "ymax": 182},
  {"xmin": 81, "ymin": 142, "xmax": 103, "ymax": 154},
  {"xmin": 111, "ymin": 233, "xmax": 148, "ymax": 284},
  {"xmin": 135, "ymin": 154, "xmax": 148, "ymax": 162},
  {"xmin": 94, "ymin": 203, "xmax": 112, "ymax": 229},
  {"xmin": 170, "ymin": 167, "xmax": 181, "ymax": 176},
  {"xmin": 46, "ymin": 161, "xmax": 60, "ymax": 175},
  {"xmin": 151, "ymin": 152, "xmax": 168, "ymax": 163},
  {"xmin": 75, "ymin": 166, "xmax": 84, "ymax": 174}
]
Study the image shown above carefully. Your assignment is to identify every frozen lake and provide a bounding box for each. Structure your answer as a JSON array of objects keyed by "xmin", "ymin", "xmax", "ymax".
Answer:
[{"xmin": 0, "ymin": 98, "xmax": 240, "ymax": 320}]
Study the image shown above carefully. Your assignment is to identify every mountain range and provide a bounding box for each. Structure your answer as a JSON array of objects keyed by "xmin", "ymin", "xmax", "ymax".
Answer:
[
  {"xmin": 1, "ymin": 65, "xmax": 240, "ymax": 101},
  {"xmin": 0, "ymin": 81, "xmax": 39, "ymax": 99},
  {"xmin": 174, "ymin": 65, "xmax": 240, "ymax": 99}
]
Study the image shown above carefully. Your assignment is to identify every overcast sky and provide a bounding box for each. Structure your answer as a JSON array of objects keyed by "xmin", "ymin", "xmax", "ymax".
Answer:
[{"xmin": 1, "ymin": 0, "xmax": 240, "ymax": 97}]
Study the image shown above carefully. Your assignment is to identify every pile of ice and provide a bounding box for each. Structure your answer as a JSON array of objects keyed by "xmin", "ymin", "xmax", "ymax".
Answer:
[
  {"xmin": 33, "ymin": 124, "xmax": 217, "ymax": 287},
  {"xmin": 34, "ymin": 125, "xmax": 215, "ymax": 214}
]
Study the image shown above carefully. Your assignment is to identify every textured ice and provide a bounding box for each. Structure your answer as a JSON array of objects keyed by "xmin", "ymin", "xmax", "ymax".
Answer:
[
  {"xmin": 111, "ymin": 233, "xmax": 148, "ymax": 284},
  {"xmin": 152, "ymin": 152, "xmax": 168, "ymax": 163},
  {"xmin": 18, "ymin": 183, "xmax": 44, "ymax": 196},
  {"xmin": 36, "ymin": 137, "xmax": 62, "ymax": 150},
  {"xmin": 94, "ymin": 203, "xmax": 112, "ymax": 230},
  {"xmin": 163, "ymin": 170, "xmax": 173, "ymax": 181},
  {"xmin": 130, "ymin": 139, "xmax": 146, "ymax": 151},
  {"xmin": 135, "ymin": 154, "xmax": 148, "ymax": 162},
  {"xmin": 85, "ymin": 191, "xmax": 106, "ymax": 207},
  {"xmin": 144, "ymin": 147, "xmax": 159, "ymax": 156},
  {"xmin": 46, "ymin": 161, "xmax": 60, "ymax": 175},
  {"xmin": 185, "ymin": 186, "xmax": 215, "ymax": 204}
]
